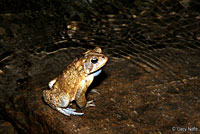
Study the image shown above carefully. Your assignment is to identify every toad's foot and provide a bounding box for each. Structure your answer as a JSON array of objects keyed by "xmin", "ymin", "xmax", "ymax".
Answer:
[
  {"xmin": 48, "ymin": 79, "xmax": 57, "ymax": 88},
  {"xmin": 56, "ymin": 107, "xmax": 84, "ymax": 116},
  {"xmin": 90, "ymin": 88, "xmax": 100, "ymax": 95},
  {"xmin": 86, "ymin": 100, "xmax": 95, "ymax": 107}
]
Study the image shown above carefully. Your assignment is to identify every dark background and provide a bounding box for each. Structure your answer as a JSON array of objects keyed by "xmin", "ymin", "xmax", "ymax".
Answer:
[{"xmin": 0, "ymin": 0, "xmax": 200, "ymax": 133}]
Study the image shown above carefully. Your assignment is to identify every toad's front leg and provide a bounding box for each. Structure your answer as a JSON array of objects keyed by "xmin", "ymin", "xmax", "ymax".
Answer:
[
  {"xmin": 75, "ymin": 74, "xmax": 96, "ymax": 108},
  {"xmin": 43, "ymin": 90, "xmax": 83, "ymax": 116}
]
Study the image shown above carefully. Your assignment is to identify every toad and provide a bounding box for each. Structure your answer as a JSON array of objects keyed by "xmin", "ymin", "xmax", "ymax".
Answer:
[{"xmin": 43, "ymin": 47, "xmax": 108, "ymax": 116}]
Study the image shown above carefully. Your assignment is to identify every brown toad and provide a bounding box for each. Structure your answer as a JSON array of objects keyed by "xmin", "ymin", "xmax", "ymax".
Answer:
[{"xmin": 43, "ymin": 47, "xmax": 108, "ymax": 116}]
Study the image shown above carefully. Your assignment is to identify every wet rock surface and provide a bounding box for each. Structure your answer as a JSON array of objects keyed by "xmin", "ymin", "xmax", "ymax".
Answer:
[{"xmin": 0, "ymin": 0, "xmax": 200, "ymax": 134}]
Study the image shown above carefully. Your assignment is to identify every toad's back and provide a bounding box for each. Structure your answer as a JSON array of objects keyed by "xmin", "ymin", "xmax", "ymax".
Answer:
[{"xmin": 52, "ymin": 58, "xmax": 87, "ymax": 101}]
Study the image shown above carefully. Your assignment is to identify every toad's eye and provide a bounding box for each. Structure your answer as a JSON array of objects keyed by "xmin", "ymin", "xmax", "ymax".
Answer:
[{"xmin": 91, "ymin": 57, "xmax": 98, "ymax": 64}]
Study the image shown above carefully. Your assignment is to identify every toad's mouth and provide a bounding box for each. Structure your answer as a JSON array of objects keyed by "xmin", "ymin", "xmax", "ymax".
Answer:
[{"xmin": 90, "ymin": 69, "xmax": 102, "ymax": 77}]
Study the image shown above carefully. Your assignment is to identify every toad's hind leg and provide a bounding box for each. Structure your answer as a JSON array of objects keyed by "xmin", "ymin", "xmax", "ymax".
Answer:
[
  {"xmin": 43, "ymin": 90, "xmax": 83, "ymax": 116},
  {"xmin": 43, "ymin": 90, "xmax": 70, "ymax": 108}
]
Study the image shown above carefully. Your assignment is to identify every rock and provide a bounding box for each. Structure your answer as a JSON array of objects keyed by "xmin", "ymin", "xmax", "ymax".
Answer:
[{"xmin": 0, "ymin": 121, "xmax": 16, "ymax": 134}]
